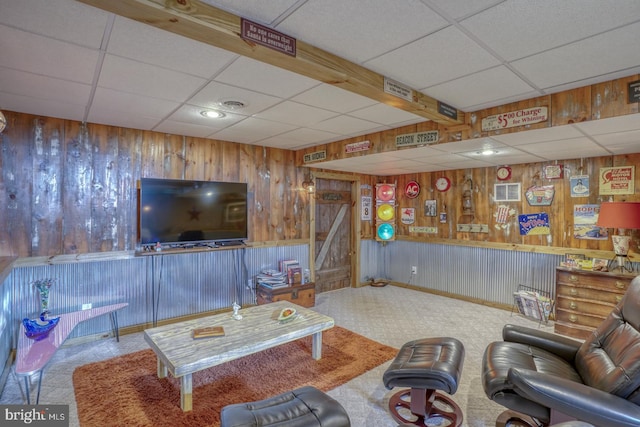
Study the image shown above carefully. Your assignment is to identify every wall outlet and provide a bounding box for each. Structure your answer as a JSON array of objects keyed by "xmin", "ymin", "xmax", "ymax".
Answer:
[
  {"xmin": 82, "ymin": 303, "xmax": 92, "ymax": 310},
  {"xmin": 411, "ymin": 266, "xmax": 417, "ymax": 274}
]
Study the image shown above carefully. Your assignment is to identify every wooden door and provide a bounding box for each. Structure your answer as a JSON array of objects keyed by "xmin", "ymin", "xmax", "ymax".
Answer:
[{"xmin": 314, "ymin": 178, "xmax": 352, "ymax": 293}]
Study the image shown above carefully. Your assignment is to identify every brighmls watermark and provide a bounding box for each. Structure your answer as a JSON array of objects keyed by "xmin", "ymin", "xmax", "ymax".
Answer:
[{"xmin": 1, "ymin": 405, "xmax": 68, "ymax": 426}]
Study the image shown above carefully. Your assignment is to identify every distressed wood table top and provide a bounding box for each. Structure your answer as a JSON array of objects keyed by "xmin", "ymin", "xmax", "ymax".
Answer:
[{"xmin": 143, "ymin": 301, "xmax": 334, "ymax": 411}]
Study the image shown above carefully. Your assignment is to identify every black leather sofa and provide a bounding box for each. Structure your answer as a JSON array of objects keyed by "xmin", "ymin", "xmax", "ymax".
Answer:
[{"xmin": 482, "ymin": 275, "xmax": 640, "ymax": 427}]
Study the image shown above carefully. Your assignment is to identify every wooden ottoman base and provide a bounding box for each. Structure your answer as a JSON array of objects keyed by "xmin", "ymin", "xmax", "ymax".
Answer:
[{"xmin": 388, "ymin": 387, "xmax": 463, "ymax": 427}]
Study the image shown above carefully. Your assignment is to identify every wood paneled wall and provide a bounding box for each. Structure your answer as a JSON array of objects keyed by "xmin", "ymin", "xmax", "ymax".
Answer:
[{"xmin": 0, "ymin": 112, "xmax": 311, "ymax": 257}]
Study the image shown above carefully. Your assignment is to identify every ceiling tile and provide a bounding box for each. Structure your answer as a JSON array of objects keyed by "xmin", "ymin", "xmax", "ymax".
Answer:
[
  {"xmin": 259, "ymin": 127, "xmax": 342, "ymax": 148},
  {"xmin": 573, "ymin": 113, "xmax": 640, "ymax": 135},
  {"xmin": 423, "ymin": 66, "xmax": 534, "ymax": 110},
  {"xmin": 199, "ymin": 0, "xmax": 301, "ymax": 25},
  {"xmin": 291, "ymin": 84, "xmax": 378, "ymax": 113},
  {"xmin": 427, "ymin": 0, "xmax": 503, "ymax": 20},
  {"xmin": 591, "ymin": 129, "xmax": 640, "ymax": 154},
  {"xmin": 276, "ymin": 0, "xmax": 448, "ymax": 64},
  {"xmin": 107, "ymin": 16, "xmax": 239, "ymax": 78},
  {"xmin": 214, "ymin": 57, "xmax": 319, "ymax": 98},
  {"xmin": 365, "ymin": 26, "xmax": 501, "ymax": 89},
  {"xmin": 210, "ymin": 117, "xmax": 298, "ymax": 144},
  {"xmin": 461, "ymin": 0, "xmax": 640, "ymax": 61},
  {"xmin": 0, "ymin": 92, "xmax": 86, "ymax": 122},
  {"xmin": 492, "ymin": 124, "xmax": 584, "ymax": 145},
  {"xmin": 0, "ymin": 67, "xmax": 91, "ymax": 105},
  {"xmin": 254, "ymin": 101, "xmax": 338, "ymax": 127},
  {"xmin": 89, "ymin": 87, "xmax": 180, "ymax": 119},
  {"xmin": 0, "ymin": 0, "xmax": 108, "ymax": 49},
  {"xmin": 511, "ymin": 21, "xmax": 640, "ymax": 90},
  {"xmin": 347, "ymin": 103, "xmax": 425, "ymax": 126},
  {"xmin": 0, "ymin": 25, "xmax": 99, "ymax": 84},
  {"xmin": 518, "ymin": 137, "xmax": 611, "ymax": 160},
  {"xmin": 166, "ymin": 104, "xmax": 245, "ymax": 128},
  {"xmin": 187, "ymin": 81, "xmax": 281, "ymax": 115},
  {"xmin": 311, "ymin": 115, "xmax": 386, "ymax": 136},
  {"xmin": 98, "ymin": 55, "xmax": 206, "ymax": 102}
]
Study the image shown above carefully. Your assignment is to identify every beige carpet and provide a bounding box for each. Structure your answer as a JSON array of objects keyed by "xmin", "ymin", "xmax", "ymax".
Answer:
[{"xmin": 73, "ymin": 326, "xmax": 397, "ymax": 427}]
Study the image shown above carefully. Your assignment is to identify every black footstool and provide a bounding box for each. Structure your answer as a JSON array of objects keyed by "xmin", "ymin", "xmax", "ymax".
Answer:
[
  {"xmin": 383, "ymin": 337, "xmax": 465, "ymax": 427},
  {"xmin": 220, "ymin": 385, "xmax": 350, "ymax": 427}
]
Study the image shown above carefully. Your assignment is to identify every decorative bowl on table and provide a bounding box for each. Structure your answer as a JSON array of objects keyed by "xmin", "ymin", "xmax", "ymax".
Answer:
[
  {"xmin": 278, "ymin": 307, "xmax": 297, "ymax": 322},
  {"xmin": 23, "ymin": 316, "xmax": 60, "ymax": 341}
]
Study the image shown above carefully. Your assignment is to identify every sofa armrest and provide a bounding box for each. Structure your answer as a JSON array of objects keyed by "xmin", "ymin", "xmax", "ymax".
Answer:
[
  {"xmin": 509, "ymin": 368, "xmax": 640, "ymax": 427},
  {"xmin": 502, "ymin": 324, "xmax": 581, "ymax": 362}
]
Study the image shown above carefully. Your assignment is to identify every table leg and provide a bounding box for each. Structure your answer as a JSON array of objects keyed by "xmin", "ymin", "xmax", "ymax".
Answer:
[
  {"xmin": 110, "ymin": 312, "xmax": 120, "ymax": 342},
  {"xmin": 312, "ymin": 331, "xmax": 323, "ymax": 360},
  {"xmin": 180, "ymin": 374, "xmax": 193, "ymax": 412},
  {"xmin": 156, "ymin": 357, "xmax": 168, "ymax": 379},
  {"xmin": 23, "ymin": 376, "xmax": 31, "ymax": 405}
]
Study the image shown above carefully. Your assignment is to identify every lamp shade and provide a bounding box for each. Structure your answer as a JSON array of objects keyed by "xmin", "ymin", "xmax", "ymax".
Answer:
[{"xmin": 596, "ymin": 202, "xmax": 640, "ymax": 229}]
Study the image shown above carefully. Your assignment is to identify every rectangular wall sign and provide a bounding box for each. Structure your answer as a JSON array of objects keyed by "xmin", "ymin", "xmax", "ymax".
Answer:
[
  {"xmin": 409, "ymin": 226, "xmax": 438, "ymax": 234},
  {"xmin": 438, "ymin": 101, "xmax": 458, "ymax": 120},
  {"xmin": 599, "ymin": 166, "xmax": 635, "ymax": 195},
  {"xmin": 303, "ymin": 150, "xmax": 327, "ymax": 163},
  {"xmin": 345, "ymin": 140, "xmax": 371, "ymax": 153},
  {"xmin": 384, "ymin": 77, "xmax": 413, "ymax": 102},
  {"xmin": 395, "ymin": 130, "xmax": 439, "ymax": 148},
  {"xmin": 481, "ymin": 107, "xmax": 548, "ymax": 131},
  {"xmin": 241, "ymin": 18, "xmax": 296, "ymax": 56},
  {"xmin": 629, "ymin": 80, "xmax": 640, "ymax": 103}
]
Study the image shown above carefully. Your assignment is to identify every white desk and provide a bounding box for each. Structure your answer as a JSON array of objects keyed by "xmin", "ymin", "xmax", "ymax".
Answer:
[
  {"xmin": 144, "ymin": 301, "xmax": 334, "ymax": 411},
  {"xmin": 15, "ymin": 303, "xmax": 128, "ymax": 404}
]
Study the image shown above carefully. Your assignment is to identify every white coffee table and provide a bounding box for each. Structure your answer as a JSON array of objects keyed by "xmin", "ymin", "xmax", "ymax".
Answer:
[{"xmin": 143, "ymin": 301, "xmax": 335, "ymax": 411}]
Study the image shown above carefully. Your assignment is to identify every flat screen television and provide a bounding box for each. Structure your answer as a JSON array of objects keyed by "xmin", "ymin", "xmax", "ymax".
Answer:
[{"xmin": 138, "ymin": 178, "xmax": 248, "ymax": 247}]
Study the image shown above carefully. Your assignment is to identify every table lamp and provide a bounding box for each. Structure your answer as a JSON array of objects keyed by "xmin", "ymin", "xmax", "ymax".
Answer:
[{"xmin": 596, "ymin": 202, "xmax": 640, "ymax": 272}]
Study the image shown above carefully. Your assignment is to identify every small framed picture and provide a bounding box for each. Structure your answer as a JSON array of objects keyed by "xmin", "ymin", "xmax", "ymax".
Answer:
[{"xmin": 545, "ymin": 164, "xmax": 563, "ymax": 179}]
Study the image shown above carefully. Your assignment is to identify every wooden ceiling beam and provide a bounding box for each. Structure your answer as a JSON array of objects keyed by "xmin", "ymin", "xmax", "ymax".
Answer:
[{"xmin": 77, "ymin": 0, "xmax": 464, "ymax": 125}]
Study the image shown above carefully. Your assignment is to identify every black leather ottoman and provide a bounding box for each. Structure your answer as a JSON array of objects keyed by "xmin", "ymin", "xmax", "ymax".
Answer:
[
  {"xmin": 220, "ymin": 385, "xmax": 350, "ymax": 427},
  {"xmin": 383, "ymin": 337, "xmax": 465, "ymax": 427}
]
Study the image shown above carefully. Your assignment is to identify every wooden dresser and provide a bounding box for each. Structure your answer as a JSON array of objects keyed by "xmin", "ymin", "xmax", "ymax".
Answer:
[
  {"xmin": 555, "ymin": 267, "xmax": 636, "ymax": 340},
  {"xmin": 256, "ymin": 282, "xmax": 316, "ymax": 308}
]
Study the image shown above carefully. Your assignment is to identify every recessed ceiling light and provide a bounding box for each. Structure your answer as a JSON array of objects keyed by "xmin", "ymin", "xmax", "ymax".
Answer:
[
  {"xmin": 478, "ymin": 149, "xmax": 498, "ymax": 156},
  {"xmin": 200, "ymin": 110, "xmax": 226, "ymax": 119}
]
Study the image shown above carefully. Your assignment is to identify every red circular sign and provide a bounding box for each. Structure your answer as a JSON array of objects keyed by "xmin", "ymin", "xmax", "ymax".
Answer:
[{"xmin": 404, "ymin": 180, "xmax": 420, "ymax": 199}]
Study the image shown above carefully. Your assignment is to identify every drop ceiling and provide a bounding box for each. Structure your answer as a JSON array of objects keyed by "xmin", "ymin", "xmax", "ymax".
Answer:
[{"xmin": 1, "ymin": 0, "xmax": 639, "ymax": 176}]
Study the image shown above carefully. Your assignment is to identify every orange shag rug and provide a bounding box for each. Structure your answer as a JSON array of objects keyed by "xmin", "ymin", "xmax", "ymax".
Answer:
[{"xmin": 73, "ymin": 326, "xmax": 397, "ymax": 427}]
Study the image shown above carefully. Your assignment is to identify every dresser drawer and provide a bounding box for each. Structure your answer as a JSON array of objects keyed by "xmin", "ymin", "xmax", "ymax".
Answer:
[
  {"xmin": 554, "ymin": 322, "xmax": 593, "ymax": 340},
  {"xmin": 555, "ymin": 307, "xmax": 607, "ymax": 329},
  {"xmin": 556, "ymin": 285, "xmax": 624, "ymax": 305},
  {"xmin": 556, "ymin": 270, "xmax": 629, "ymax": 293}
]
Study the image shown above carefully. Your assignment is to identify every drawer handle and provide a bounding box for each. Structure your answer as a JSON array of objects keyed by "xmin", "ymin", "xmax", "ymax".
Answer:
[
  {"xmin": 292, "ymin": 290, "xmax": 299, "ymax": 299},
  {"xmin": 616, "ymin": 295, "xmax": 623, "ymax": 303},
  {"xmin": 616, "ymin": 281, "xmax": 626, "ymax": 289},
  {"xmin": 569, "ymin": 315, "xmax": 578, "ymax": 323},
  {"xmin": 569, "ymin": 288, "xmax": 578, "ymax": 296},
  {"xmin": 569, "ymin": 275, "xmax": 579, "ymax": 282},
  {"xmin": 569, "ymin": 302, "xmax": 577, "ymax": 310}
]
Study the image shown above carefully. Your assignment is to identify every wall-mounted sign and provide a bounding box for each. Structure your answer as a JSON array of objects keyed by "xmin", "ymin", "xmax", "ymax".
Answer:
[
  {"xmin": 570, "ymin": 175, "xmax": 589, "ymax": 197},
  {"xmin": 599, "ymin": 166, "xmax": 635, "ymax": 195},
  {"xmin": 404, "ymin": 180, "xmax": 420, "ymax": 198},
  {"xmin": 544, "ymin": 164, "xmax": 563, "ymax": 179},
  {"xmin": 396, "ymin": 130, "xmax": 439, "ymax": 148},
  {"xmin": 481, "ymin": 107, "xmax": 548, "ymax": 131},
  {"xmin": 525, "ymin": 185, "xmax": 555, "ymax": 206},
  {"xmin": 401, "ymin": 208, "xmax": 415, "ymax": 225},
  {"xmin": 303, "ymin": 150, "xmax": 327, "ymax": 163},
  {"xmin": 241, "ymin": 19, "xmax": 296, "ymax": 56},
  {"xmin": 438, "ymin": 101, "xmax": 458, "ymax": 120},
  {"xmin": 361, "ymin": 196, "xmax": 372, "ymax": 221},
  {"xmin": 574, "ymin": 204, "xmax": 608, "ymax": 240},
  {"xmin": 409, "ymin": 226, "xmax": 438, "ymax": 234},
  {"xmin": 424, "ymin": 200, "xmax": 437, "ymax": 217},
  {"xmin": 518, "ymin": 213, "xmax": 550, "ymax": 236},
  {"xmin": 345, "ymin": 140, "xmax": 371, "ymax": 154},
  {"xmin": 383, "ymin": 77, "xmax": 413, "ymax": 102},
  {"xmin": 629, "ymin": 79, "xmax": 640, "ymax": 103}
]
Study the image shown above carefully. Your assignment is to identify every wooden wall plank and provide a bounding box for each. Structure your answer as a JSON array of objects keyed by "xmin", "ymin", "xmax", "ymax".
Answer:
[
  {"xmin": 118, "ymin": 127, "xmax": 142, "ymax": 250},
  {"xmin": 31, "ymin": 118, "xmax": 64, "ymax": 256},
  {"xmin": 62, "ymin": 122, "xmax": 92, "ymax": 254}
]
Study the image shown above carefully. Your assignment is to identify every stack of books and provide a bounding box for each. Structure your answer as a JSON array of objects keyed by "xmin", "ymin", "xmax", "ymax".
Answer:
[
  {"xmin": 256, "ymin": 269, "xmax": 287, "ymax": 289},
  {"xmin": 279, "ymin": 259, "xmax": 302, "ymax": 284}
]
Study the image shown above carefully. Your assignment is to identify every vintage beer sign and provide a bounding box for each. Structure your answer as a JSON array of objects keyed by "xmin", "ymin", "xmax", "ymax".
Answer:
[
  {"xmin": 395, "ymin": 130, "xmax": 439, "ymax": 147},
  {"xmin": 482, "ymin": 107, "xmax": 548, "ymax": 131},
  {"xmin": 599, "ymin": 166, "xmax": 635, "ymax": 195}
]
